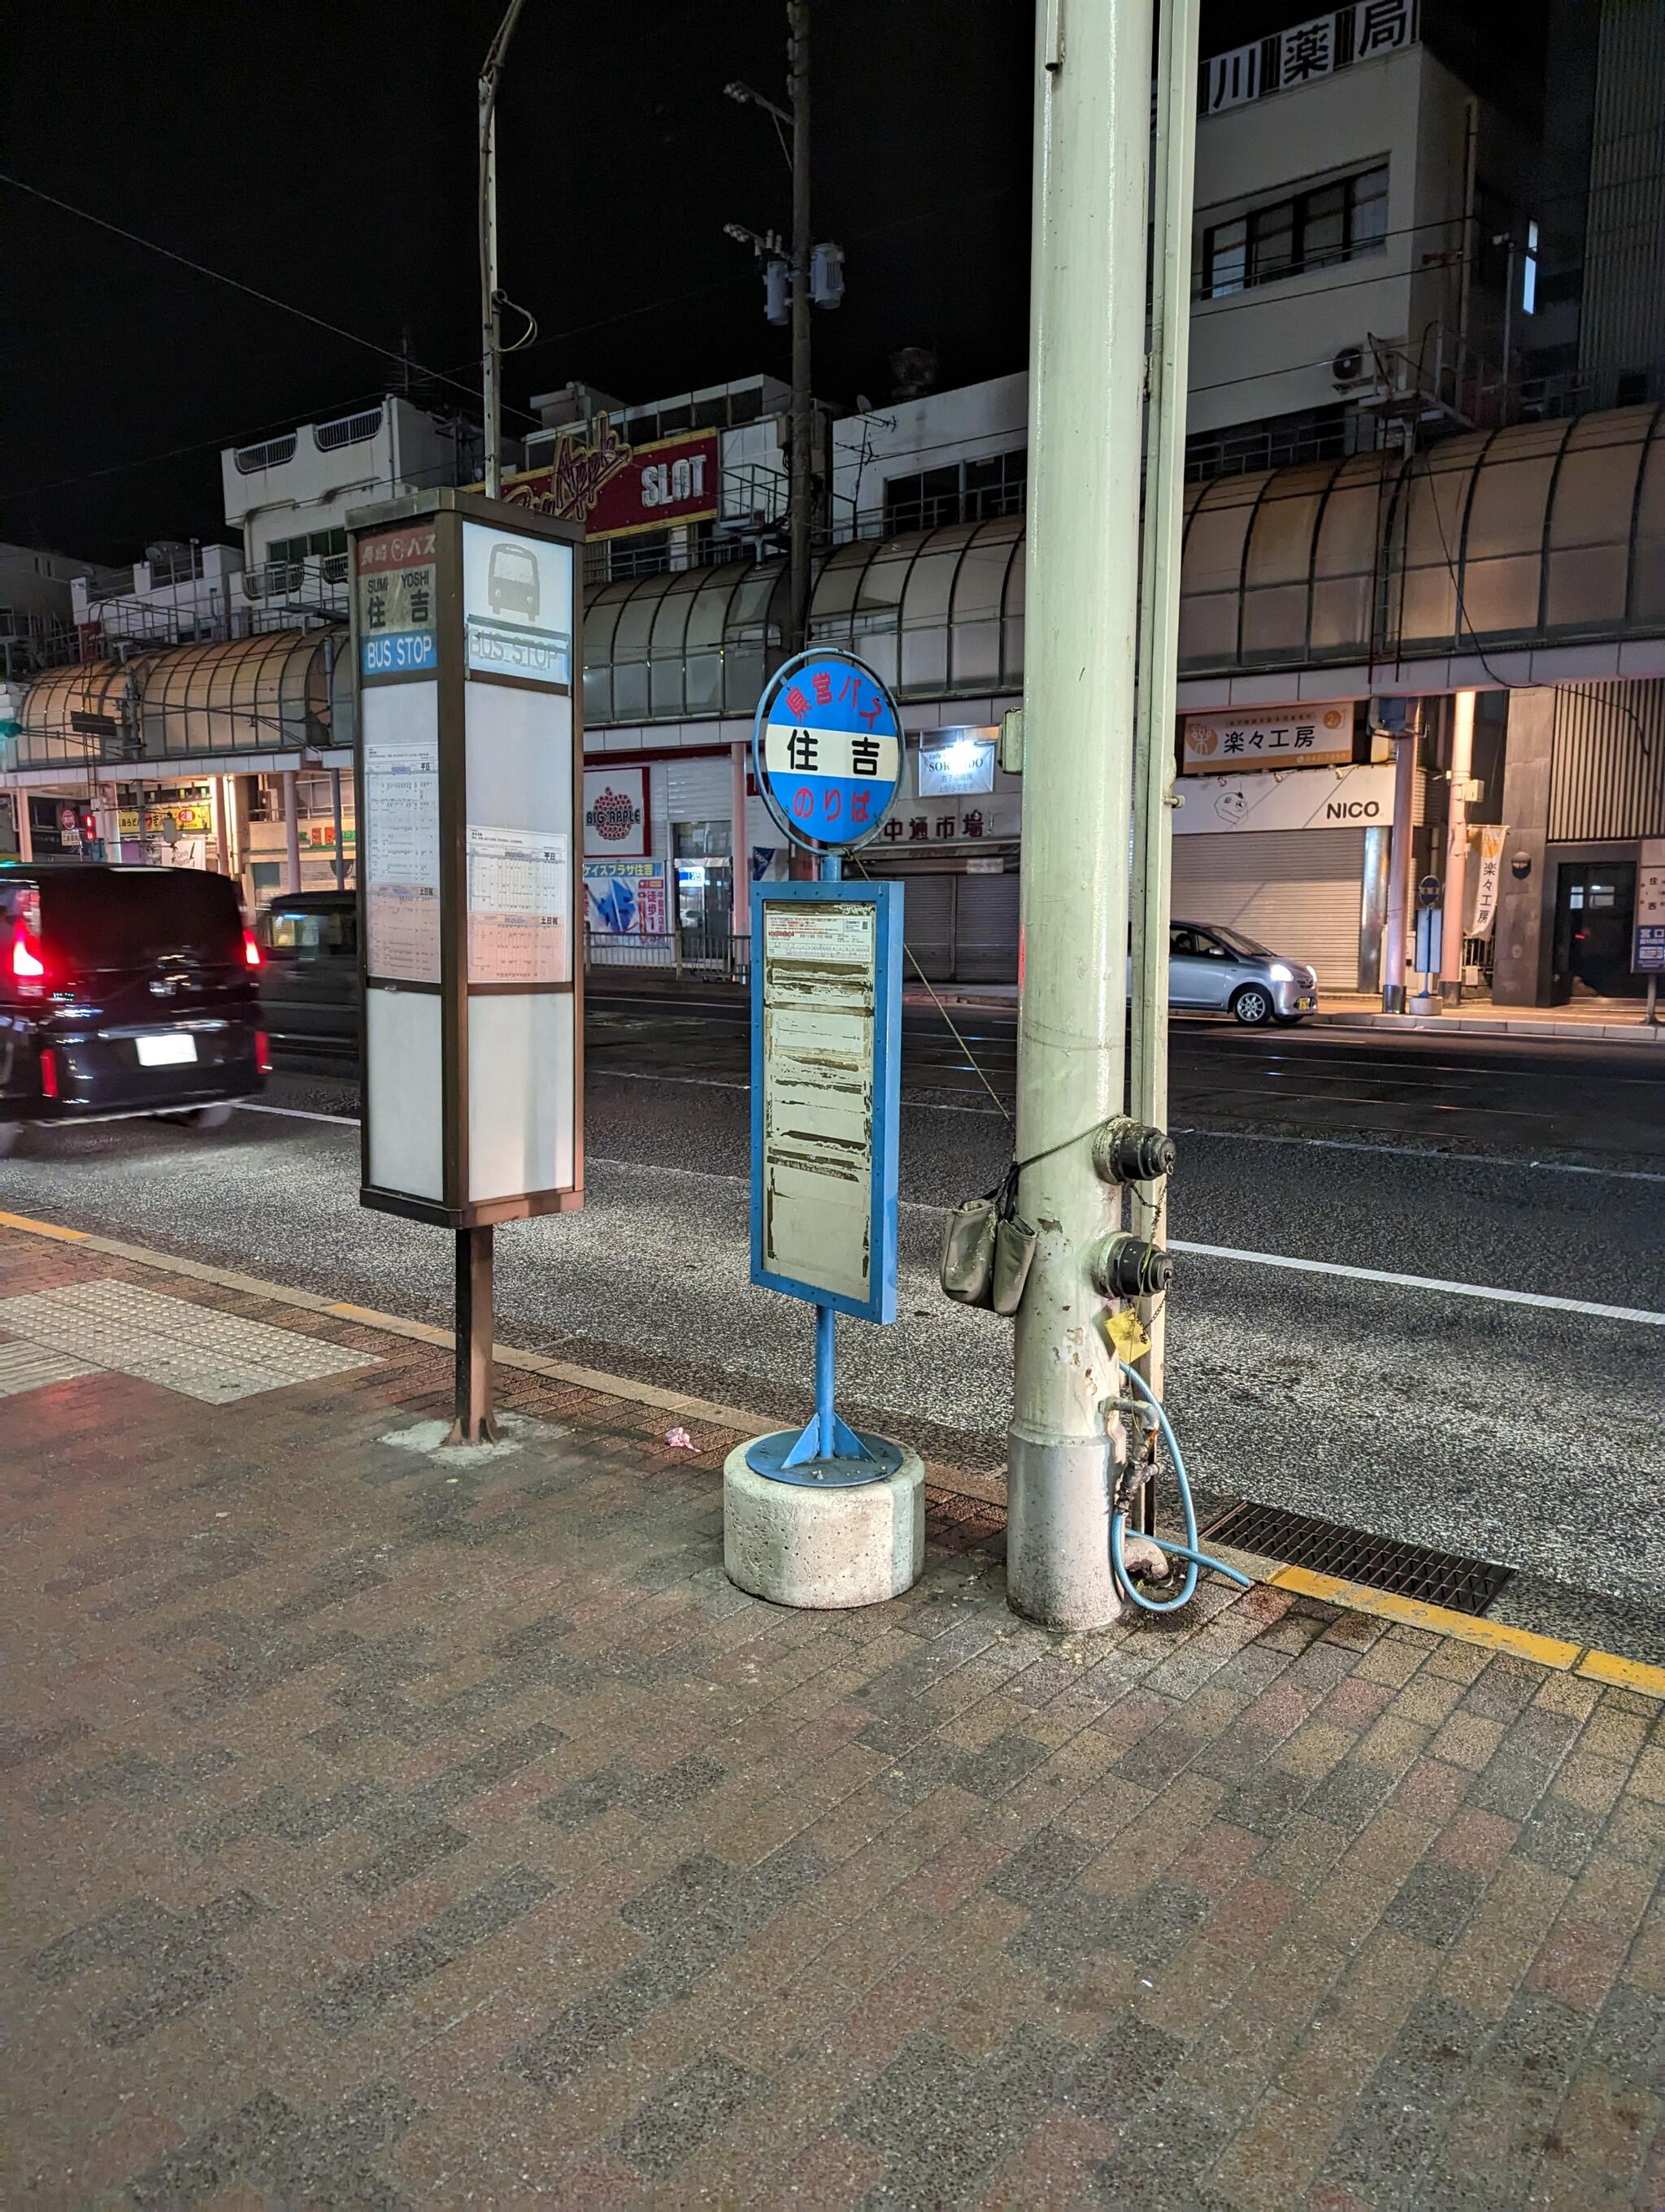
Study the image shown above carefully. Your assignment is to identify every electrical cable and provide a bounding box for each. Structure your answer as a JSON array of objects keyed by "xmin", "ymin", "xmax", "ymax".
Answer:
[
  {"xmin": 1110, "ymin": 1363, "xmax": 1251, "ymax": 1613},
  {"xmin": 0, "ymin": 172, "xmax": 535, "ymax": 428}
]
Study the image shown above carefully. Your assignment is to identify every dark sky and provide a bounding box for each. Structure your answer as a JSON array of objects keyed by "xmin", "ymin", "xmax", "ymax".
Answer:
[{"xmin": 5, "ymin": 0, "xmax": 1545, "ymax": 566}]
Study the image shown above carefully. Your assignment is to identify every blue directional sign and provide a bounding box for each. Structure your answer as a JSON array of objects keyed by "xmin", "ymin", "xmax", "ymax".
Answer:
[{"xmin": 752, "ymin": 650, "xmax": 903, "ymax": 853}]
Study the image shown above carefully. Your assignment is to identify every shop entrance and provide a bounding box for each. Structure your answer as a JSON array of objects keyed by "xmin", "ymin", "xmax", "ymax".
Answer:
[
  {"xmin": 1551, "ymin": 861, "xmax": 1637, "ymax": 999},
  {"xmin": 672, "ymin": 820, "xmax": 734, "ymax": 967}
]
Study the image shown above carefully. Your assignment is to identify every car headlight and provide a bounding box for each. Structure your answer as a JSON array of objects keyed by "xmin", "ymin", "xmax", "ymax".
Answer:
[{"xmin": 1267, "ymin": 963, "xmax": 1294, "ymax": 982}]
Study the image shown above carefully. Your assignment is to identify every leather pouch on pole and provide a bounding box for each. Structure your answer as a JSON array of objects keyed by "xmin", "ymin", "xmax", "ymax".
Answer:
[
  {"xmin": 941, "ymin": 1162, "xmax": 1036, "ymax": 1314},
  {"xmin": 989, "ymin": 1209, "xmax": 1038, "ymax": 1315},
  {"xmin": 940, "ymin": 1194, "xmax": 999, "ymax": 1306}
]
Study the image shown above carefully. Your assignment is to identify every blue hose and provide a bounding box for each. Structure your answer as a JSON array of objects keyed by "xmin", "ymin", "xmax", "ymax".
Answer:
[{"xmin": 1111, "ymin": 1364, "xmax": 1253, "ymax": 1613}]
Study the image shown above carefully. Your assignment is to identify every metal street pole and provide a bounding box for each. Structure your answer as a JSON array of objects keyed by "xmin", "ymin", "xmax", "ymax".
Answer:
[
  {"xmin": 455, "ymin": 0, "xmax": 526, "ymax": 1445},
  {"xmin": 786, "ymin": 0, "xmax": 812, "ymax": 660},
  {"xmin": 1128, "ymin": 0, "xmax": 1201, "ymax": 1535},
  {"xmin": 479, "ymin": 0, "xmax": 528, "ymax": 498},
  {"xmin": 1008, "ymin": 0, "xmax": 1154, "ymax": 1628},
  {"xmin": 1441, "ymin": 688, "xmax": 1476, "ymax": 1003}
]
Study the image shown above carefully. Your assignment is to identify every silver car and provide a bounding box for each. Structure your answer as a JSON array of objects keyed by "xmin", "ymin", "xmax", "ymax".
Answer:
[{"xmin": 1168, "ymin": 921, "xmax": 1318, "ymax": 1025}]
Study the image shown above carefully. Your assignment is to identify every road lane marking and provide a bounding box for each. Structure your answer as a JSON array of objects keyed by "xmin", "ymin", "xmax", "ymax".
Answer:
[
  {"xmin": 1170, "ymin": 1240, "xmax": 1665, "ymax": 1325},
  {"xmin": 237, "ymin": 1100, "xmax": 360, "ymax": 1124}
]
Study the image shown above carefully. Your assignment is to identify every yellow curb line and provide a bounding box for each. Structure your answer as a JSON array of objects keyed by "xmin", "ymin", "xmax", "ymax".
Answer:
[{"xmin": 0, "ymin": 1206, "xmax": 1658, "ymax": 1697}]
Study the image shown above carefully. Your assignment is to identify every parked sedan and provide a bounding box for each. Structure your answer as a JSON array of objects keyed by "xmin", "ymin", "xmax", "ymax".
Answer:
[{"xmin": 1167, "ymin": 921, "xmax": 1318, "ymax": 1024}]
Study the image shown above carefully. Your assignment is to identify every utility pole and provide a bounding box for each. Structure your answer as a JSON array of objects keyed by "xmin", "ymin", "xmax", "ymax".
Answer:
[
  {"xmin": 1007, "ymin": 0, "xmax": 1154, "ymax": 1628},
  {"xmin": 1128, "ymin": 0, "xmax": 1201, "ymax": 1532},
  {"xmin": 1441, "ymin": 688, "xmax": 1476, "ymax": 1003},
  {"xmin": 786, "ymin": 0, "xmax": 812, "ymax": 661},
  {"xmin": 479, "ymin": 0, "xmax": 528, "ymax": 498}
]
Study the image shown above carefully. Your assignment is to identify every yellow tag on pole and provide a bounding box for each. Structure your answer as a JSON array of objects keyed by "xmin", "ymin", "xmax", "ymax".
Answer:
[{"xmin": 1105, "ymin": 1307, "xmax": 1151, "ymax": 1362}]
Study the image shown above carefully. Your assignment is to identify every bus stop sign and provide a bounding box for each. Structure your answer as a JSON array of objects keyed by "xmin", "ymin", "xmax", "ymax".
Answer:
[{"xmin": 753, "ymin": 650, "xmax": 902, "ymax": 854}]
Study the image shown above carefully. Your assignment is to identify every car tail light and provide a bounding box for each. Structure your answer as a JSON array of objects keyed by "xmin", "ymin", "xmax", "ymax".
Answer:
[
  {"xmin": 256, "ymin": 1030, "xmax": 273, "ymax": 1075},
  {"xmin": 38, "ymin": 1047, "xmax": 58, "ymax": 1099},
  {"xmin": 243, "ymin": 929, "xmax": 263, "ymax": 970},
  {"xmin": 11, "ymin": 925, "xmax": 45, "ymax": 980}
]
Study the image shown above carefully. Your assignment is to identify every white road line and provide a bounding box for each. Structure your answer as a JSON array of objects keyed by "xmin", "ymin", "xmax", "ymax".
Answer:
[
  {"xmin": 233, "ymin": 1102, "xmax": 1663, "ymax": 1325},
  {"xmin": 1169, "ymin": 1240, "xmax": 1665, "ymax": 1326},
  {"xmin": 237, "ymin": 1100, "xmax": 359, "ymax": 1126}
]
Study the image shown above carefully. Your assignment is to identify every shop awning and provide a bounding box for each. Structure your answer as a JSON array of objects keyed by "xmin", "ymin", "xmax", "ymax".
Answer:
[
  {"xmin": 15, "ymin": 628, "xmax": 350, "ymax": 773},
  {"xmin": 580, "ymin": 404, "xmax": 1665, "ymax": 726}
]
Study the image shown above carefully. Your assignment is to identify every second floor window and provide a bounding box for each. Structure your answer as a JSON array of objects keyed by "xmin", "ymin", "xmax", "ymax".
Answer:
[
  {"xmin": 884, "ymin": 449, "xmax": 1028, "ymax": 533},
  {"xmin": 1202, "ymin": 163, "xmax": 1388, "ymax": 299}
]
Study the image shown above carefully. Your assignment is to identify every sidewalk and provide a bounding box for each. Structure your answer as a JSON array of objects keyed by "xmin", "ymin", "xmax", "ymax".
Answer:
[{"xmin": 3, "ymin": 1218, "xmax": 1662, "ymax": 2211}]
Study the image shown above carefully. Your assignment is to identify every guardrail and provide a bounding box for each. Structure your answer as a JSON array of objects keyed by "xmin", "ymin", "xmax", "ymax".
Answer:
[{"xmin": 583, "ymin": 928, "xmax": 750, "ymax": 984}]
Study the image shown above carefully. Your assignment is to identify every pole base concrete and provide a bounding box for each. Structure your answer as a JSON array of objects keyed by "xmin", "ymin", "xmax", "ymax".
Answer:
[
  {"xmin": 724, "ymin": 1438, "xmax": 924, "ymax": 1610},
  {"xmin": 1006, "ymin": 1428, "xmax": 1122, "ymax": 1630}
]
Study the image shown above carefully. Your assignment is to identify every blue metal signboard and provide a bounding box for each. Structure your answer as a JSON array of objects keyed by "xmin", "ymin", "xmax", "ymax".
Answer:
[
  {"xmin": 752, "ymin": 650, "xmax": 903, "ymax": 854},
  {"xmin": 361, "ymin": 628, "xmax": 438, "ymax": 676},
  {"xmin": 748, "ymin": 879, "xmax": 904, "ymax": 1482}
]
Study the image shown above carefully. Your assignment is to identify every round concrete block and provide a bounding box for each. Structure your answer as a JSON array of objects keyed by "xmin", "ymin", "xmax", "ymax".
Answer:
[{"xmin": 724, "ymin": 1440, "xmax": 925, "ymax": 1610}]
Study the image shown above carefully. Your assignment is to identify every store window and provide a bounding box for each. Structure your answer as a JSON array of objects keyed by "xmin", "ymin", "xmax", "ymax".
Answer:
[{"xmin": 1201, "ymin": 163, "xmax": 1388, "ymax": 298}]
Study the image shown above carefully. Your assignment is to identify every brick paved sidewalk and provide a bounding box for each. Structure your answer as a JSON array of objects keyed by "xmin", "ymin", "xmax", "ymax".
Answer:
[{"xmin": 2, "ymin": 1223, "xmax": 1661, "ymax": 2211}]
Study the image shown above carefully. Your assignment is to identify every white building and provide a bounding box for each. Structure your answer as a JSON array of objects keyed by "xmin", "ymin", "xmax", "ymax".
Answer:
[
  {"xmin": 0, "ymin": 544, "xmax": 100, "ymax": 678},
  {"xmin": 71, "ymin": 541, "xmax": 246, "ymax": 654},
  {"xmin": 223, "ymin": 395, "xmax": 491, "ymax": 628}
]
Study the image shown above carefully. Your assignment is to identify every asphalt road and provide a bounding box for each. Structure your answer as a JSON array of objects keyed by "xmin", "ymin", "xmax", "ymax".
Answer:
[{"xmin": 3, "ymin": 1005, "xmax": 1661, "ymax": 1655}]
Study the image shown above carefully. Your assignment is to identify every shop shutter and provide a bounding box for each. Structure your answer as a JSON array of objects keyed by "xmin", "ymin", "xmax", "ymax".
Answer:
[
  {"xmin": 1172, "ymin": 828, "xmax": 1365, "ymax": 989},
  {"xmin": 875, "ymin": 871, "xmax": 955, "ymax": 980},
  {"xmin": 954, "ymin": 871, "xmax": 1020, "ymax": 981}
]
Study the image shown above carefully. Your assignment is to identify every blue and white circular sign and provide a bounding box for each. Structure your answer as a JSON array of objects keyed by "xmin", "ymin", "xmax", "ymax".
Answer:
[{"xmin": 752, "ymin": 650, "xmax": 903, "ymax": 853}]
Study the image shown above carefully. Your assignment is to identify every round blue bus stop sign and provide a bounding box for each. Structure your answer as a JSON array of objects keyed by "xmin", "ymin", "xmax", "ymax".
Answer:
[{"xmin": 752, "ymin": 650, "xmax": 903, "ymax": 855}]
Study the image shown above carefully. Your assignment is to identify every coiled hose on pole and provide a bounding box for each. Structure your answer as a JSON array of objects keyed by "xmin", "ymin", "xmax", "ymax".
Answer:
[{"xmin": 1111, "ymin": 1365, "xmax": 1253, "ymax": 1614}]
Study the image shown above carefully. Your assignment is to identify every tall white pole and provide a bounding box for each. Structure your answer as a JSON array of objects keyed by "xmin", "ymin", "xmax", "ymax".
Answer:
[
  {"xmin": 1381, "ymin": 728, "xmax": 1419, "ymax": 1011},
  {"xmin": 282, "ymin": 770, "xmax": 303, "ymax": 895},
  {"xmin": 1008, "ymin": 0, "xmax": 1154, "ymax": 1629},
  {"xmin": 1441, "ymin": 689, "xmax": 1476, "ymax": 1002},
  {"xmin": 1129, "ymin": 0, "xmax": 1201, "ymax": 1460},
  {"xmin": 730, "ymin": 739, "xmax": 751, "ymax": 951}
]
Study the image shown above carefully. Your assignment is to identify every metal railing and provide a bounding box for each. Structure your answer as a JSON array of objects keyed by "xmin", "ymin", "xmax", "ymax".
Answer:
[{"xmin": 583, "ymin": 927, "xmax": 750, "ymax": 983}]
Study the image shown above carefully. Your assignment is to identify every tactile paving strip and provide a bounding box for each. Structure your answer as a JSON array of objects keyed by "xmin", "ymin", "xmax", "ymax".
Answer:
[
  {"xmin": 0, "ymin": 1337, "xmax": 98, "ymax": 1397},
  {"xmin": 0, "ymin": 1280, "xmax": 376, "ymax": 1406}
]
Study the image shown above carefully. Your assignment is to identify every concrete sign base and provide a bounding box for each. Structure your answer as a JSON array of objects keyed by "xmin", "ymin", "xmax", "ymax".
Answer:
[{"xmin": 724, "ymin": 1438, "xmax": 924, "ymax": 1609}]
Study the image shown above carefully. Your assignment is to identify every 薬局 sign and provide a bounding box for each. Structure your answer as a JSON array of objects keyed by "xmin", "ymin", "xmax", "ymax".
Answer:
[
  {"xmin": 356, "ymin": 524, "xmax": 438, "ymax": 676},
  {"xmin": 754, "ymin": 651, "xmax": 902, "ymax": 853},
  {"xmin": 494, "ymin": 423, "xmax": 720, "ymax": 541},
  {"xmin": 581, "ymin": 767, "xmax": 650, "ymax": 858},
  {"xmin": 1182, "ymin": 702, "xmax": 1354, "ymax": 774},
  {"xmin": 751, "ymin": 882, "xmax": 902, "ymax": 1323},
  {"xmin": 1173, "ymin": 762, "xmax": 1394, "ymax": 834}
]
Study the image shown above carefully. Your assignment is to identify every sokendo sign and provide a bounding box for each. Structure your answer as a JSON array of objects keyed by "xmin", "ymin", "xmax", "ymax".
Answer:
[{"xmin": 753, "ymin": 650, "xmax": 902, "ymax": 854}]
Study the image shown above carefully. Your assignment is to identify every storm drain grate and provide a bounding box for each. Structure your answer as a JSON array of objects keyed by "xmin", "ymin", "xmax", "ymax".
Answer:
[{"xmin": 1200, "ymin": 1500, "xmax": 1512, "ymax": 1617}]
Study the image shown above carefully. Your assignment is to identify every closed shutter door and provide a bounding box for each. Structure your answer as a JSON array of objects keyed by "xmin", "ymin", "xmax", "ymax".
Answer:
[
  {"xmin": 954, "ymin": 871, "xmax": 1020, "ymax": 981},
  {"xmin": 863, "ymin": 869, "xmax": 957, "ymax": 979},
  {"xmin": 1172, "ymin": 828, "xmax": 1364, "ymax": 989}
]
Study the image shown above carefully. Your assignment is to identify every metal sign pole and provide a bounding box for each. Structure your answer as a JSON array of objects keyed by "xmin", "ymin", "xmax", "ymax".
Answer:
[{"xmin": 450, "ymin": 1223, "xmax": 495, "ymax": 1444}]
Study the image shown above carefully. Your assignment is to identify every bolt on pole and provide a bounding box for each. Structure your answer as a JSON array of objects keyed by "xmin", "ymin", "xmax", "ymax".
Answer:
[
  {"xmin": 1007, "ymin": 0, "xmax": 1154, "ymax": 1630},
  {"xmin": 1128, "ymin": 0, "xmax": 1202, "ymax": 1533}
]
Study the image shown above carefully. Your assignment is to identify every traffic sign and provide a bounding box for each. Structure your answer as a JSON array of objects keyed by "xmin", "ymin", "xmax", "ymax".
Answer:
[
  {"xmin": 1416, "ymin": 873, "xmax": 1441, "ymax": 909},
  {"xmin": 752, "ymin": 649, "xmax": 902, "ymax": 854}
]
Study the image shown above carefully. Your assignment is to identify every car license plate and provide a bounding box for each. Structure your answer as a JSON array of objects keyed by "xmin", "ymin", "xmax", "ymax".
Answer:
[{"xmin": 137, "ymin": 1032, "xmax": 198, "ymax": 1068}]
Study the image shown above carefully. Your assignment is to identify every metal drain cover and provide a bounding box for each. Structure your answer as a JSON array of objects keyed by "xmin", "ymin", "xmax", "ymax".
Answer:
[{"xmin": 1201, "ymin": 1499, "xmax": 1511, "ymax": 1617}]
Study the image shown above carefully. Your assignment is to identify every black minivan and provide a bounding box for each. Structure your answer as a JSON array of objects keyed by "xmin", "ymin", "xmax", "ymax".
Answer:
[{"xmin": 0, "ymin": 862, "xmax": 267, "ymax": 1155}]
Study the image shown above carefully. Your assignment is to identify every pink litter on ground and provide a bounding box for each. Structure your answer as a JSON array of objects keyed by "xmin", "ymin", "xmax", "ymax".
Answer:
[{"xmin": 664, "ymin": 1427, "xmax": 694, "ymax": 1449}]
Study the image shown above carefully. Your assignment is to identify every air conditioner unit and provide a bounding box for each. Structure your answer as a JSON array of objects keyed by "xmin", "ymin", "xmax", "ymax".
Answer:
[{"xmin": 1331, "ymin": 345, "xmax": 1373, "ymax": 389}]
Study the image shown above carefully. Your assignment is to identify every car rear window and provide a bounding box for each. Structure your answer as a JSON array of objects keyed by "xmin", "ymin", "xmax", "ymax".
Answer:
[{"xmin": 38, "ymin": 869, "xmax": 244, "ymax": 967}]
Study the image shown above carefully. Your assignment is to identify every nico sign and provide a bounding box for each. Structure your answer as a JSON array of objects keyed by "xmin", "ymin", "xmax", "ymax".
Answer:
[
  {"xmin": 753, "ymin": 650, "xmax": 903, "ymax": 854},
  {"xmin": 1173, "ymin": 762, "xmax": 1395, "ymax": 834}
]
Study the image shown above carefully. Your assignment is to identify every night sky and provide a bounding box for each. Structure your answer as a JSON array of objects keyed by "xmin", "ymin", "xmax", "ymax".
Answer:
[{"xmin": 5, "ymin": 1, "xmax": 1545, "ymax": 567}]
